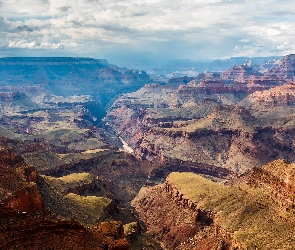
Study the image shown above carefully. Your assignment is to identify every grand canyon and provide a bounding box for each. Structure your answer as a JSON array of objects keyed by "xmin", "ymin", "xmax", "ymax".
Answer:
[{"xmin": 1, "ymin": 55, "xmax": 295, "ymax": 249}]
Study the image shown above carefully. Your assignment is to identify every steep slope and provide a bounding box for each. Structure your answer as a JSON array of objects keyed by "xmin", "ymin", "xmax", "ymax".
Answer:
[
  {"xmin": 0, "ymin": 147, "xmax": 43, "ymax": 213},
  {"xmin": 240, "ymin": 82, "xmax": 295, "ymax": 126},
  {"xmin": 264, "ymin": 54, "xmax": 295, "ymax": 81},
  {"xmin": 0, "ymin": 147, "xmax": 130, "ymax": 250},
  {"xmin": 103, "ymin": 55, "xmax": 295, "ymax": 175},
  {"xmin": 104, "ymin": 82, "xmax": 295, "ymax": 174},
  {"xmin": 132, "ymin": 166, "xmax": 295, "ymax": 249}
]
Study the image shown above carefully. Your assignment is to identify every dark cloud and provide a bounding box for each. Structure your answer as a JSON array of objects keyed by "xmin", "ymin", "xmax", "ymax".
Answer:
[
  {"xmin": 8, "ymin": 25, "xmax": 40, "ymax": 33},
  {"xmin": 100, "ymin": 23, "xmax": 135, "ymax": 34},
  {"xmin": 70, "ymin": 20, "xmax": 83, "ymax": 27},
  {"xmin": 0, "ymin": 17, "xmax": 8, "ymax": 31},
  {"xmin": 58, "ymin": 6, "xmax": 71, "ymax": 12},
  {"xmin": 271, "ymin": 11, "xmax": 295, "ymax": 16},
  {"xmin": 120, "ymin": 10, "xmax": 148, "ymax": 18}
]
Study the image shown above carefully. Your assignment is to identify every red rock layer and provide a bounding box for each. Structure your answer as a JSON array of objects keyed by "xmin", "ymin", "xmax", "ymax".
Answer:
[
  {"xmin": 247, "ymin": 159, "xmax": 295, "ymax": 210},
  {"xmin": 0, "ymin": 161, "xmax": 43, "ymax": 213},
  {"xmin": 132, "ymin": 184, "xmax": 242, "ymax": 250}
]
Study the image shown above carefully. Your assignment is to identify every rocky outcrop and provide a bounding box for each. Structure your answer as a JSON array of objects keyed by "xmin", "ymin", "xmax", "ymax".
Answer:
[
  {"xmin": 247, "ymin": 159, "xmax": 295, "ymax": 209},
  {"xmin": 241, "ymin": 82, "xmax": 295, "ymax": 107},
  {"xmin": 0, "ymin": 146, "xmax": 130, "ymax": 249},
  {"xmin": 131, "ymin": 176, "xmax": 242, "ymax": 249},
  {"xmin": 0, "ymin": 203, "xmax": 130, "ymax": 250},
  {"xmin": 0, "ymin": 148, "xmax": 43, "ymax": 213},
  {"xmin": 221, "ymin": 65, "xmax": 261, "ymax": 83},
  {"xmin": 264, "ymin": 54, "xmax": 295, "ymax": 81},
  {"xmin": 132, "ymin": 171, "xmax": 295, "ymax": 249}
]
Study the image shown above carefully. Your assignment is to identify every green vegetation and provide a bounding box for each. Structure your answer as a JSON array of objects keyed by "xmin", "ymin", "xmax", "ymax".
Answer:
[
  {"xmin": 167, "ymin": 172, "xmax": 295, "ymax": 249},
  {"xmin": 40, "ymin": 172, "xmax": 112, "ymax": 226},
  {"xmin": 123, "ymin": 222, "xmax": 138, "ymax": 236},
  {"xmin": 123, "ymin": 222, "xmax": 163, "ymax": 250},
  {"xmin": 41, "ymin": 172, "xmax": 93, "ymax": 192},
  {"xmin": 64, "ymin": 193, "xmax": 111, "ymax": 224},
  {"xmin": 167, "ymin": 107, "xmax": 258, "ymax": 133}
]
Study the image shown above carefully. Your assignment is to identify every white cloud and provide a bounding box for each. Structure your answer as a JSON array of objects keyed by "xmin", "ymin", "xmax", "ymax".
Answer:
[{"xmin": 1, "ymin": 0, "xmax": 295, "ymax": 60}]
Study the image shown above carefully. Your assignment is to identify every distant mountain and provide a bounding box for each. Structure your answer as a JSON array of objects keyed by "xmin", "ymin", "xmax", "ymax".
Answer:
[
  {"xmin": 0, "ymin": 57, "xmax": 152, "ymax": 107},
  {"xmin": 115, "ymin": 56, "xmax": 281, "ymax": 81}
]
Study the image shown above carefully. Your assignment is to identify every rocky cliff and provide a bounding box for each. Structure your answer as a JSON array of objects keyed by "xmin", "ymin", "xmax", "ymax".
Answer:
[
  {"xmin": 0, "ymin": 146, "xmax": 131, "ymax": 249},
  {"xmin": 0, "ymin": 147, "xmax": 43, "ymax": 213},
  {"xmin": 104, "ymin": 82, "xmax": 295, "ymax": 175},
  {"xmin": 103, "ymin": 55, "xmax": 295, "ymax": 175},
  {"xmin": 247, "ymin": 159, "xmax": 295, "ymax": 210},
  {"xmin": 132, "ymin": 170, "xmax": 295, "ymax": 249}
]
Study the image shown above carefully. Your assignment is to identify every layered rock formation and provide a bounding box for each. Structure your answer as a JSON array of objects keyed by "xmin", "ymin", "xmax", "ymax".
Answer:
[
  {"xmin": 240, "ymin": 82, "xmax": 295, "ymax": 126},
  {"xmin": 104, "ymin": 55, "xmax": 295, "ymax": 175},
  {"xmin": 0, "ymin": 57, "xmax": 151, "ymax": 106},
  {"xmin": 3, "ymin": 54, "xmax": 295, "ymax": 249},
  {"xmin": 132, "ymin": 169, "xmax": 295, "ymax": 249},
  {"xmin": 0, "ymin": 147, "xmax": 43, "ymax": 213},
  {"xmin": 264, "ymin": 54, "xmax": 295, "ymax": 81},
  {"xmin": 0, "ymin": 146, "xmax": 130, "ymax": 249}
]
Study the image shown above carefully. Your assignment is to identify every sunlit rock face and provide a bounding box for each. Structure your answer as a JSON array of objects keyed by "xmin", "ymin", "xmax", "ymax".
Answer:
[
  {"xmin": 132, "ymin": 168, "xmax": 295, "ymax": 250},
  {"xmin": 103, "ymin": 55, "xmax": 295, "ymax": 175}
]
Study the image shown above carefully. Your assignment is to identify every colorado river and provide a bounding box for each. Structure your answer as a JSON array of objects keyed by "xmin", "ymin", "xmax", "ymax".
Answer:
[{"xmin": 119, "ymin": 137, "xmax": 134, "ymax": 154}]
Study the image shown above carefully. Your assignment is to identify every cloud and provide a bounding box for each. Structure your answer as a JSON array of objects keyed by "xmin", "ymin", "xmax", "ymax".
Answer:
[{"xmin": 1, "ymin": 0, "xmax": 295, "ymax": 60}]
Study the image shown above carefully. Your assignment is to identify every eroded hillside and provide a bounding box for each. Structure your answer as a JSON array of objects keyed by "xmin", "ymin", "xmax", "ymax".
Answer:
[
  {"xmin": 104, "ymin": 55, "xmax": 295, "ymax": 175},
  {"xmin": 2, "ymin": 55, "xmax": 295, "ymax": 249},
  {"xmin": 132, "ymin": 161, "xmax": 295, "ymax": 249}
]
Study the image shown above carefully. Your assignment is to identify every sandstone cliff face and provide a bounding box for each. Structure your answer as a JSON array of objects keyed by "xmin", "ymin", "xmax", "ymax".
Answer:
[
  {"xmin": 132, "ymin": 171, "xmax": 295, "ymax": 250},
  {"xmin": 247, "ymin": 159, "xmax": 295, "ymax": 209},
  {"xmin": 0, "ymin": 148, "xmax": 43, "ymax": 213},
  {"xmin": 264, "ymin": 54, "xmax": 295, "ymax": 81}
]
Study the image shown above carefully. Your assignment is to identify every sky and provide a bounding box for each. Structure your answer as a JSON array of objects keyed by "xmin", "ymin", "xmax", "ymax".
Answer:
[{"xmin": 1, "ymin": 0, "xmax": 295, "ymax": 62}]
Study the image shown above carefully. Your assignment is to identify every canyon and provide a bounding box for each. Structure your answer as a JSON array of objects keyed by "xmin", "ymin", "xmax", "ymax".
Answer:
[
  {"xmin": 1, "ymin": 55, "xmax": 295, "ymax": 249},
  {"xmin": 104, "ymin": 54, "xmax": 295, "ymax": 175}
]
